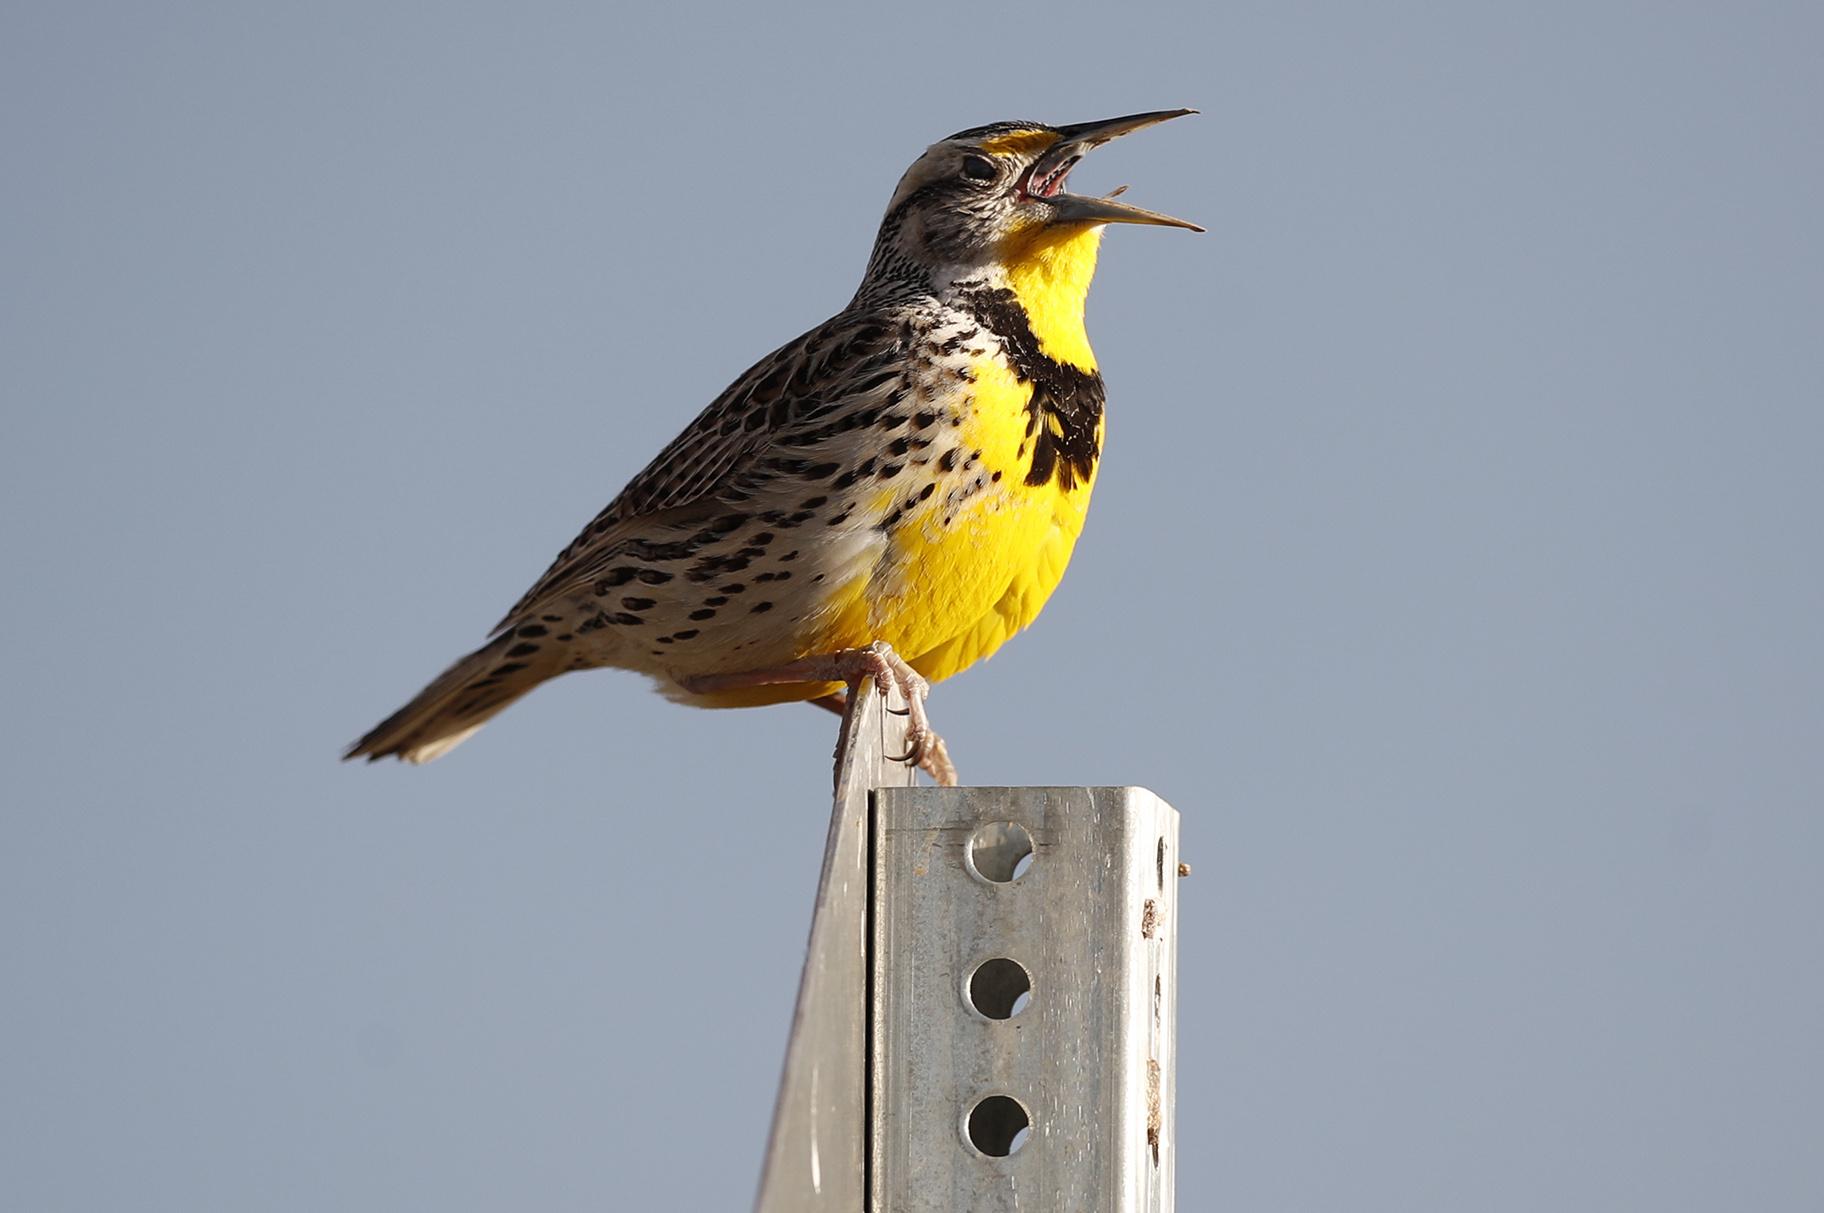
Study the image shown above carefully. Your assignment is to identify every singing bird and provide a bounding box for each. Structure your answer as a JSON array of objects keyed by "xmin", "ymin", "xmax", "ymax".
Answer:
[{"xmin": 347, "ymin": 110, "xmax": 1201, "ymax": 783}]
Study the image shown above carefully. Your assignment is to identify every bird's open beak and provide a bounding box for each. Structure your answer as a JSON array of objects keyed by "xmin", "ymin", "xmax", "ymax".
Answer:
[{"xmin": 1023, "ymin": 108, "xmax": 1203, "ymax": 232}]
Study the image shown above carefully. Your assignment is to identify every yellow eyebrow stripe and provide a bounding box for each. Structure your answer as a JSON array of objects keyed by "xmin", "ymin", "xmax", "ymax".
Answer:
[{"xmin": 976, "ymin": 130, "xmax": 1059, "ymax": 157}]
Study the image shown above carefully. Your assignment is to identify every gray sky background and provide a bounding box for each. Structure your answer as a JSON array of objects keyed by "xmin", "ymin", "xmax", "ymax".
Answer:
[{"xmin": 4, "ymin": 4, "xmax": 1821, "ymax": 1209}]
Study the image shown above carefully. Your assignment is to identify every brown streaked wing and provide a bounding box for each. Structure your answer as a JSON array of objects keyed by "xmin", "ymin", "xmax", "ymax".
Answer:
[{"xmin": 492, "ymin": 309, "xmax": 906, "ymax": 632}]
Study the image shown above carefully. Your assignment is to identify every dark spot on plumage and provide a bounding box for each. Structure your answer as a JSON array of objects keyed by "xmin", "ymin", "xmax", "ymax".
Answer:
[
  {"xmin": 637, "ymin": 568, "xmax": 674, "ymax": 585},
  {"xmin": 607, "ymin": 612, "xmax": 642, "ymax": 626},
  {"xmin": 800, "ymin": 495, "xmax": 829, "ymax": 510},
  {"xmin": 689, "ymin": 608, "xmax": 717, "ymax": 621},
  {"xmin": 621, "ymin": 596, "xmax": 656, "ymax": 611},
  {"xmin": 597, "ymin": 568, "xmax": 637, "ymax": 591},
  {"xmin": 556, "ymin": 633, "xmax": 573, "ymax": 642},
  {"xmin": 912, "ymin": 411, "xmax": 939, "ymax": 430},
  {"xmin": 779, "ymin": 550, "xmax": 799, "ymax": 562},
  {"xmin": 938, "ymin": 448, "xmax": 959, "ymax": 472},
  {"xmin": 827, "ymin": 508, "xmax": 853, "ymax": 526},
  {"xmin": 887, "ymin": 437, "xmax": 911, "ymax": 457},
  {"xmin": 517, "ymin": 624, "xmax": 549, "ymax": 638},
  {"xmin": 506, "ymin": 642, "xmax": 541, "ymax": 658},
  {"xmin": 751, "ymin": 601, "xmax": 774, "ymax": 614},
  {"xmin": 540, "ymin": 615, "xmax": 563, "ymax": 623},
  {"xmin": 719, "ymin": 583, "xmax": 748, "ymax": 594},
  {"xmin": 991, "ymin": 470, "xmax": 1003, "ymax": 483},
  {"xmin": 704, "ymin": 595, "xmax": 729, "ymax": 606},
  {"xmin": 754, "ymin": 570, "xmax": 792, "ymax": 583},
  {"xmin": 804, "ymin": 461, "xmax": 840, "ymax": 480},
  {"xmin": 878, "ymin": 463, "xmax": 902, "ymax": 479},
  {"xmin": 831, "ymin": 468, "xmax": 861, "ymax": 491},
  {"xmin": 657, "ymin": 636, "xmax": 674, "ymax": 644},
  {"xmin": 672, "ymin": 629, "xmax": 700, "ymax": 641},
  {"xmin": 750, "ymin": 531, "xmax": 775, "ymax": 546},
  {"xmin": 703, "ymin": 513, "xmax": 748, "ymax": 540},
  {"xmin": 492, "ymin": 662, "xmax": 528, "ymax": 677},
  {"xmin": 938, "ymin": 329, "xmax": 975, "ymax": 355},
  {"xmin": 918, "ymin": 482, "xmax": 936, "ymax": 501},
  {"xmin": 691, "ymin": 545, "xmax": 757, "ymax": 578}
]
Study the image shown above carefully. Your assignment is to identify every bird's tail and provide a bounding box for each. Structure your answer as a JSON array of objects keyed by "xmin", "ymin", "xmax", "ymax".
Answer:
[{"xmin": 344, "ymin": 630, "xmax": 561, "ymax": 764}]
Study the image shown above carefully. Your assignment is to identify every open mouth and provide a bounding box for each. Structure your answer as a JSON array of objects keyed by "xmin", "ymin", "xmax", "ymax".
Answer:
[
  {"xmin": 1002, "ymin": 110, "xmax": 1202, "ymax": 231},
  {"xmin": 1022, "ymin": 153, "xmax": 1081, "ymax": 201}
]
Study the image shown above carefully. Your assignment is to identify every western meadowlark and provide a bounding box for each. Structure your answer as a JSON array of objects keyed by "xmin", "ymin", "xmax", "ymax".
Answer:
[{"xmin": 347, "ymin": 109, "xmax": 1201, "ymax": 784}]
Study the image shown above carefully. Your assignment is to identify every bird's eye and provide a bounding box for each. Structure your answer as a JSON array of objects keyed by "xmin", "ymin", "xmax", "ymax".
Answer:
[{"xmin": 960, "ymin": 154, "xmax": 997, "ymax": 182}]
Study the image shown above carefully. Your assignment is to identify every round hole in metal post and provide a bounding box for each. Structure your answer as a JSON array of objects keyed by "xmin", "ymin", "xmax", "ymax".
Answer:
[
  {"xmin": 966, "ymin": 821, "xmax": 1034, "ymax": 883},
  {"xmin": 965, "ymin": 1095, "xmax": 1032, "ymax": 1157},
  {"xmin": 966, "ymin": 958, "xmax": 1033, "ymax": 1020}
]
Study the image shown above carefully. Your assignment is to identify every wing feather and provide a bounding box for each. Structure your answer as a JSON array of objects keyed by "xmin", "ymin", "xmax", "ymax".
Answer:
[{"xmin": 494, "ymin": 309, "xmax": 907, "ymax": 631}]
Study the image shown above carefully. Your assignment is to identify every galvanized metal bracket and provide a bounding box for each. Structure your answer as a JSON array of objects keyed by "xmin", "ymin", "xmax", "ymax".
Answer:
[
  {"xmin": 755, "ymin": 679, "xmax": 911, "ymax": 1213},
  {"xmin": 756, "ymin": 684, "xmax": 1181, "ymax": 1213}
]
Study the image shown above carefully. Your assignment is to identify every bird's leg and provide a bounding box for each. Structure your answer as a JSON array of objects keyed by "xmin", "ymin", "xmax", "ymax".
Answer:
[{"xmin": 682, "ymin": 641, "xmax": 958, "ymax": 785}]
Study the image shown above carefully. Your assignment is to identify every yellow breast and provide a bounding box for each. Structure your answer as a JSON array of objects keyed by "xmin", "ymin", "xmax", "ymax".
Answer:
[
  {"xmin": 844, "ymin": 224, "xmax": 1109, "ymax": 683},
  {"xmin": 880, "ymin": 361, "xmax": 1099, "ymax": 683}
]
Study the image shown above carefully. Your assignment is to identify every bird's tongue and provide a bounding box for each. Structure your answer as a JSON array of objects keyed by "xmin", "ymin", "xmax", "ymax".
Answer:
[{"xmin": 1031, "ymin": 154, "xmax": 1080, "ymax": 198}]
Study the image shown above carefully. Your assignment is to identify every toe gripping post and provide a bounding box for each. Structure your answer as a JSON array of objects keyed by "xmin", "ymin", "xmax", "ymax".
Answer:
[{"xmin": 755, "ymin": 678, "xmax": 1183, "ymax": 1212}]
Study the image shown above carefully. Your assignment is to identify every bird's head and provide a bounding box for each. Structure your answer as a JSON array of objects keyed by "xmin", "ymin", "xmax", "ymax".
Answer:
[{"xmin": 865, "ymin": 109, "xmax": 1202, "ymax": 287}]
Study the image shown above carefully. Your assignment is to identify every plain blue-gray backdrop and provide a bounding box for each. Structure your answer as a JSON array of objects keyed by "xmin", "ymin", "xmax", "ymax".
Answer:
[{"xmin": 4, "ymin": 3, "xmax": 1820, "ymax": 1209}]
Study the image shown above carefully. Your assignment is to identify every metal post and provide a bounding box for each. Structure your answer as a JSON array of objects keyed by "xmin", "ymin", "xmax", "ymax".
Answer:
[
  {"xmin": 756, "ymin": 679, "xmax": 912, "ymax": 1213},
  {"xmin": 871, "ymin": 786, "xmax": 1180, "ymax": 1211},
  {"xmin": 757, "ymin": 684, "xmax": 1181, "ymax": 1213}
]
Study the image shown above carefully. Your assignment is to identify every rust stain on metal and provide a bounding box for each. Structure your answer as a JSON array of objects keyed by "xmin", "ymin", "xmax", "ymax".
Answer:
[
  {"xmin": 1146, "ymin": 1057, "xmax": 1162, "ymax": 1163},
  {"xmin": 1141, "ymin": 898, "xmax": 1158, "ymax": 939},
  {"xmin": 1177, "ymin": 861, "xmax": 1192, "ymax": 878}
]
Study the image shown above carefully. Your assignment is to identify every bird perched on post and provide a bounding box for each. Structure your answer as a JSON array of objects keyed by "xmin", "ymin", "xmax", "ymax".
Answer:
[{"xmin": 347, "ymin": 109, "xmax": 1201, "ymax": 784}]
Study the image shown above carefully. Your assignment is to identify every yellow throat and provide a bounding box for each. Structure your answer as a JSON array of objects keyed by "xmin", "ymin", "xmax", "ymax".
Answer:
[{"xmin": 999, "ymin": 222, "xmax": 1105, "ymax": 372}]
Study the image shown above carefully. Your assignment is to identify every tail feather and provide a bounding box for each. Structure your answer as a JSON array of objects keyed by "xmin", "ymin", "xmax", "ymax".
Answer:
[{"xmin": 344, "ymin": 632, "xmax": 559, "ymax": 764}]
